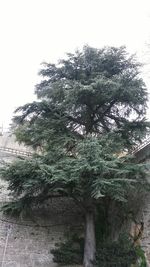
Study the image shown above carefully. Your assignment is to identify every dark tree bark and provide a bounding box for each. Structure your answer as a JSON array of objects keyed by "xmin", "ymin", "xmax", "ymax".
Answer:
[{"xmin": 83, "ymin": 211, "xmax": 96, "ymax": 267}]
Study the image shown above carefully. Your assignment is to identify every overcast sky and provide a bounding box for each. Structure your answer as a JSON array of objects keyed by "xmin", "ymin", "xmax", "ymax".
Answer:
[{"xmin": 0, "ymin": 0, "xmax": 150, "ymax": 129}]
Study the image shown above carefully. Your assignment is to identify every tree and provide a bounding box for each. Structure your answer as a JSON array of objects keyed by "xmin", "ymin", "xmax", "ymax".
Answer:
[{"xmin": 1, "ymin": 46, "xmax": 149, "ymax": 267}]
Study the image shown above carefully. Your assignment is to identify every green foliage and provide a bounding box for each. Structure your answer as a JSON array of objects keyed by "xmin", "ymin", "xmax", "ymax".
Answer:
[
  {"xmin": 51, "ymin": 232, "xmax": 146, "ymax": 267},
  {"xmin": 1, "ymin": 46, "xmax": 149, "ymax": 214},
  {"xmin": 1, "ymin": 46, "xmax": 149, "ymax": 266},
  {"xmin": 95, "ymin": 234, "xmax": 140, "ymax": 267},
  {"xmin": 1, "ymin": 137, "xmax": 148, "ymax": 214},
  {"xmin": 1, "ymin": 159, "xmax": 53, "ymax": 197},
  {"xmin": 14, "ymin": 46, "xmax": 149, "ymax": 150},
  {"xmin": 51, "ymin": 233, "xmax": 84, "ymax": 265},
  {"xmin": 2, "ymin": 199, "xmax": 29, "ymax": 216},
  {"xmin": 135, "ymin": 246, "xmax": 147, "ymax": 267}
]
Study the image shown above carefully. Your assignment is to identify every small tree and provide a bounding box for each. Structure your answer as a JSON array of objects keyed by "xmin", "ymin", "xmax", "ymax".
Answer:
[{"xmin": 2, "ymin": 46, "xmax": 149, "ymax": 267}]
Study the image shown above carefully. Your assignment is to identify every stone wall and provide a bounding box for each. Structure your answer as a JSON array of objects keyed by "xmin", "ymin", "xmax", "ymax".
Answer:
[
  {"xmin": 0, "ymin": 198, "xmax": 83, "ymax": 267},
  {"xmin": 0, "ymin": 185, "xmax": 83, "ymax": 267},
  {"xmin": 141, "ymin": 193, "xmax": 150, "ymax": 265},
  {"xmin": 134, "ymin": 146, "xmax": 150, "ymax": 265},
  {"xmin": 140, "ymin": 158, "xmax": 150, "ymax": 265},
  {"xmin": 0, "ymin": 148, "xmax": 83, "ymax": 267}
]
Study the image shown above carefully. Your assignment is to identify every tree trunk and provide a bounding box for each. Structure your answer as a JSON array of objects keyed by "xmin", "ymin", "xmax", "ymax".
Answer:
[{"xmin": 83, "ymin": 211, "xmax": 96, "ymax": 267}]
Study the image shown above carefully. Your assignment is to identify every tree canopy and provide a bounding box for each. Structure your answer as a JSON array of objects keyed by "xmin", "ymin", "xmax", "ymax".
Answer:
[
  {"xmin": 15, "ymin": 46, "xmax": 148, "ymax": 149},
  {"xmin": 2, "ymin": 46, "xmax": 149, "ymax": 267}
]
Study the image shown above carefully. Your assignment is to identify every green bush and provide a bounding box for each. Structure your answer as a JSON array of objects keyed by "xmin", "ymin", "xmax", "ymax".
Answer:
[
  {"xmin": 51, "ymin": 233, "xmax": 84, "ymax": 265},
  {"xmin": 95, "ymin": 234, "xmax": 144, "ymax": 267},
  {"xmin": 51, "ymin": 232, "xmax": 146, "ymax": 267},
  {"xmin": 96, "ymin": 235, "xmax": 137, "ymax": 267}
]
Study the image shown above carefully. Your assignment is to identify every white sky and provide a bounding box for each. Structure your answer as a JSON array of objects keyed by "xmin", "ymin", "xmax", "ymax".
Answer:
[{"xmin": 0, "ymin": 0, "xmax": 150, "ymax": 129}]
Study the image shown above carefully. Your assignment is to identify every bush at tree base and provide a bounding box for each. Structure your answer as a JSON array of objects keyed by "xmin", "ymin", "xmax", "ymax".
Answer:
[
  {"xmin": 51, "ymin": 233, "xmax": 84, "ymax": 265},
  {"xmin": 95, "ymin": 234, "xmax": 146, "ymax": 267},
  {"xmin": 51, "ymin": 233, "xmax": 146, "ymax": 266}
]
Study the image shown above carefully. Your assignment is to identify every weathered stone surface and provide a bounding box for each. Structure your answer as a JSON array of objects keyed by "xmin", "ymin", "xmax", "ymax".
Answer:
[
  {"xmin": 135, "ymin": 153, "xmax": 150, "ymax": 264},
  {"xmin": 0, "ymin": 142, "xmax": 83, "ymax": 267},
  {"xmin": 0, "ymin": 198, "xmax": 83, "ymax": 267},
  {"xmin": 141, "ymin": 193, "xmax": 150, "ymax": 263}
]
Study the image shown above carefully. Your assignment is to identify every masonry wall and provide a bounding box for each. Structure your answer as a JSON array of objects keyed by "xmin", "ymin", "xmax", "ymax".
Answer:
[
  {"xmin": 140, "ymin": 158, "xmax": 150, "ymax": 265},
  {"xmin": 0, "ymin": 186, "xmax": 83, "ymax": 267},
  {"xmin": 134, "ymin": 146, "xmax": 150, "ymax": 265},
  {"xmin": 0, "ymin": 198, "xmax": 83, "ymax": 267},
  {"xmin": 0, "ymin": 150, "xmax": 83, "ymax": 267},
  {"xmin": 141, "ymin": 193, "xmax": 150, "ymax": 265}
]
